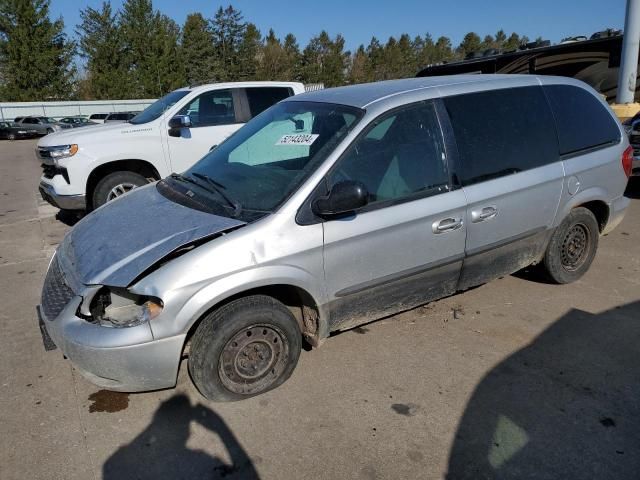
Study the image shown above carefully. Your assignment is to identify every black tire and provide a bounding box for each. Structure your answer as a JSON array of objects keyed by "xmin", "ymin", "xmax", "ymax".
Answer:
[
  {"xmin": 7, "ymin": 133, "xmax": 15, "ymax": 140},
  {"xmin": 542, "ymin": 207, "xmax": 599, "ymax": 284},
  {"xmin": 92, "ymin": 171, "xmax": 148, "ymax": 209},
  {"xmin": 46, "ymin": 128, "xmax": 54, "ymax": 134},
  {"xmin": 188, "ymin": 295, "xmax": 302, "ymax": 402}
]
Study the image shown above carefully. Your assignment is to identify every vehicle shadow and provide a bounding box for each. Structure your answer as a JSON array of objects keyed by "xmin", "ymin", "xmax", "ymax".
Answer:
[
  {"xmin": 55, "ymin": 209, "xmax": 84, "ymax": 227},
  {"xmin": 625, "ymin": 177, "xmax": 640, "ymax": 199},
  {"xmin": 446, "ymin": 300, "xmax": 640, "ymax": 479},
  {"xmin": 103, "ymin": 394, "xmax": 260, "ymax": 480}
]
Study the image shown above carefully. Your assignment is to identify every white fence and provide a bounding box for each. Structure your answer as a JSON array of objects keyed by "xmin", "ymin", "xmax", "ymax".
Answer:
[
  {"xmin": 0, "ymin": 99, "xmax": 156, "ymax": 121},
  {"xmin": 0, "ymin": 85, "xmax": 325, "ymax": 121}
]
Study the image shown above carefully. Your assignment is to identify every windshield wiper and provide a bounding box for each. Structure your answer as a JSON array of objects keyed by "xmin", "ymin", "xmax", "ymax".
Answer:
[{"xmin": 190, "ymin": 172, "xmax": 242, "ymax": 217}]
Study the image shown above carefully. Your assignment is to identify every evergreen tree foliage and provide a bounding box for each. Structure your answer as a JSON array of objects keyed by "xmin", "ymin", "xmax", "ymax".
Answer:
[
  {"xmin": 181, "ymin": 12, "xmax": 214, "ymax": 85},
  {"xmin": 77, "ymin": 1, "xmax": 128, "ymax": 99},
  {"xmin": 2, "ymin": 1, "xmax": 547, "ymax": 100},
  {"xmin": 0, "ymin": 0, "xmax": 75, "ymax": 101},
  {"xmin": 211, "ymin": 5, "xmax": 245, "ymax": 81}
]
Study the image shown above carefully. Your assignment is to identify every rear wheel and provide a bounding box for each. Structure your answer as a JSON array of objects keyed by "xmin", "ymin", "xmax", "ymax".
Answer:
[
  {"xmin": 7, "ymin": 133, "xmax": 15, "ymax": 140},
  {"xmin": 188, "ymin": 295, "xmax": 302, "ymax": 401},
  {"xmin": 92, "ymin": 171, "xmax": 148, "ymax": 208},
  {"xmin": 542, "ymin": 207, "xmax": 599, "ymax": 284},
  {"xmin": 46, "ymin": 128, "xmax": 54, "ymax": 134}
]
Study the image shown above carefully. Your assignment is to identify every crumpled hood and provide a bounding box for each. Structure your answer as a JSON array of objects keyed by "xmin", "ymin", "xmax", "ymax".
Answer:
[{"xmin": 57, "ymin": 184, "xmax": 245, "ymax": 288}]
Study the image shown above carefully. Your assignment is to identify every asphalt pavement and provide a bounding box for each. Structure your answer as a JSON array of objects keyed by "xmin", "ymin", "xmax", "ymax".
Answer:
[{"xmin": 1, "ymin": 138, "xmax": 639, "ymax": 479}]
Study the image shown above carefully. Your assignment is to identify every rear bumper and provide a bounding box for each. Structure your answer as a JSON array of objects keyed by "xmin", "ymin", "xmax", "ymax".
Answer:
[
  {"xmin": 38, "ymin": 298, "xmax": 185, "ymax": 392},
  {"xmin": 603, "ymin": 195, "xmax": 630, "ymax": 235},
  {"xmin": 39, "ymin": 181, "xmax": 86, "ymax": 210},
  {"xmin": 632, "ymin": 155, "xmax": 640, "ymax": 176}
]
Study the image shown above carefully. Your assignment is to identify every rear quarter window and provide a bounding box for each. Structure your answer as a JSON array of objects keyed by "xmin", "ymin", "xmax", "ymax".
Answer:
[
  {"xmin": 246, "ymin": 87, "xmax": 293, "ymax": 118},
  {"xmin": 444, "ymin": 86, "xmax": 559, "ymax": 186},
  {"xmin": 543, "ymin": 84, "xmax": 620, "ymax": 155}
]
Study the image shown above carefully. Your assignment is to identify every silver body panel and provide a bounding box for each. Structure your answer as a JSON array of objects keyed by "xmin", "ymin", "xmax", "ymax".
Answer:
[{"xmin": 39, "ymin": 75, "xmax": 630, "ymax": 392}]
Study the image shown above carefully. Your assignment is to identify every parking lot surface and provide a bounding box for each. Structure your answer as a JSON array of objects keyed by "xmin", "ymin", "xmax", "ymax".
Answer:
[{"xmin": 1, "ymin": 138, "xmax": 639, "ymax": 479}]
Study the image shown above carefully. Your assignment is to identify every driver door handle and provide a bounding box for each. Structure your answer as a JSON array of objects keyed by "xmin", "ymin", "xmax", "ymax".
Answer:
[
  {"xmin": 471, "ymin": 205, "xmax": 498, "ymax": 223},
  {"xmin": 433, "ymin": 217, "xmax": 463, "ymax": 234}
]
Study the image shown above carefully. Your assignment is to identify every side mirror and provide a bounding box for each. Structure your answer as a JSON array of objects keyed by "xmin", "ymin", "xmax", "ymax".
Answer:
[
  {"xmin": 168, "ymin": 115, "xmax": 191, "ymax": 137},
  {"xmin": 312, "ymin": 180, "xmax": 369, "ymax": 217}
]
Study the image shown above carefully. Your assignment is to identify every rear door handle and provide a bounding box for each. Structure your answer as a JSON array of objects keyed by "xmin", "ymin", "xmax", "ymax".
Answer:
[
  {"xmin": 432, "ymin": 217, "xmax": 463, "ymax": 234},
  {"xmin": 471, "ymin": 205, "xmax": 498, "ymax": 223}
]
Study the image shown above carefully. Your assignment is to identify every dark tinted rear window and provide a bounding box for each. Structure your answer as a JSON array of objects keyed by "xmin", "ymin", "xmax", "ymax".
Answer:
[
  {"xmin": 544, "ymin": 84, "xmax": 620, "ymax": 155},
  {"xmin": 444, "ymin": 86, "xmax": 558, "ymax": 186},
  {"xmin": 246, "ymin": 87, "xmax": 292, "ymax": 118}
]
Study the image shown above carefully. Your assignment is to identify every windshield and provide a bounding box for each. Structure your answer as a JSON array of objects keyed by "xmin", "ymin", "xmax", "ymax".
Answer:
[
  {"xmin": 130, "ymin": 90, "xmax": 191, "ymax": 125},
  {"xmin": 176, "ymin": 101, "xmax": 363, "ymax": 214}
]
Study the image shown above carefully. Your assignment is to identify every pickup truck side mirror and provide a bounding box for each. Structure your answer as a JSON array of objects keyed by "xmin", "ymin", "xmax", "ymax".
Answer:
[
  {"xmin": 168, "ymin": 115, "xmax": 192, "ymax": 137},
  {"xmin": 312, "ymin": 180, "xmax": 369, "ymax": 217}
]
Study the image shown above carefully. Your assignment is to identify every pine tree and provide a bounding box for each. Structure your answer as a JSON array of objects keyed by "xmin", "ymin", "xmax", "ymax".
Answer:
[
  {"xmin": 365, "ymin": 36, "xmax": 384, "ymax": 81},
  {"xmin": 236, "ymin": 22, "xmax": 261, "ymax": 80},
  {"xmin": 503, "ymin": 32, "xmax": 522, "ymax": 51},
  {"xmin": 495, "ymin": 29, "xmax": 507, "ymax": 49},
  {"xmin": 181, "ymin": 12, "xmax": 215, "ymax": 85},
  {"xmin": 211, "ymin": 5, "xmax": 246, "ymax": 81},
  {"xmin": 434, "ymin": 36, "xmax": 453, "ymax": 62},
  {"xmin": 458, "ymin": 32, "xmax": 482, "ymax": 58},
  {"xmin": 301, "ymin": 31, "xmax": 348, "ymax": 87},
  {"xmin": 119, "ymin": 0, "xmax": 184, "ymax": 97},
  {"xmin": 77, "ymin": 1, "xmax": 129, "ymax": 99},
  {"xmin": 258, "ymin": 29, "xmax": 287, "ymax": 80},
  {"xmin": 0, "ymin": 0, "xmax": 76, "ymax": 101},
  {"xmin": 348, "ymin": 44, "xmax": 369, "ymax": 84},
  {"xmin": 283, "ymin": 33, "xmax": 302, "ymax": 81}
]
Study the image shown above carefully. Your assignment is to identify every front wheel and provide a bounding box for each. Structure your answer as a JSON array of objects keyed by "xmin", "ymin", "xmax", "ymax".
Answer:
[
  {"xmin": 92, "ymin": 171, "xmax": 148, "ymax": 209},
  {"xmin": 542, "ymin": 207, "xmax": 599, "ymax": 284},
  {"xmin": 188, "ymin": 295, "xmax": 302, "ymax": 401},
  {"xmin": 7, "ymin": 133, "xmax": 15, "ymax": 140}
]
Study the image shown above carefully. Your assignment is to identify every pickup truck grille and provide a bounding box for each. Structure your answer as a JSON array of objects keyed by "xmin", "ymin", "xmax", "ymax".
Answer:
[
  {"xmin": 41, "ymin": 163, "xmax": 56, "ymax": 179},
  {"xmin": 41, "ymin": 257, "xmax": 75, "ymax": 320}
]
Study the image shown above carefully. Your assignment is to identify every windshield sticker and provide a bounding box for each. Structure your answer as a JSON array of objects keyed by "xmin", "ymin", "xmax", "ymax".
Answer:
[{"xmin": 276, "ymin": 133, "xmax": 319, "ymax": 146}]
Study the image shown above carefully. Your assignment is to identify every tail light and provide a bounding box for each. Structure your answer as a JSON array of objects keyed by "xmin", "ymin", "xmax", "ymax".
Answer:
[{"xmin": 622, "ymin": 145, "xmax": 633, "ymax": 178}]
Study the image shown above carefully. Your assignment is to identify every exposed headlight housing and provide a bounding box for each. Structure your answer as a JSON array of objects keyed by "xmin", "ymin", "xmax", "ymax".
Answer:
[
  {"xmin": 86, "ymin": 287, "xmax": 163, "ymax": 328},
  {"xmin": 48, "ymin": 144, "xmax": 78, "ymax": 160}
]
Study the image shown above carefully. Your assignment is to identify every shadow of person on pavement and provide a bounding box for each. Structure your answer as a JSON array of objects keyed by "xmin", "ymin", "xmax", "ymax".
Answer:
[
  {"xmin": 447, "ymin": 301, "xmax": 640, "ymax": 480},
  {"xmin": 103, "ymin": 394, "xmax": 259, "ymax": 480}
]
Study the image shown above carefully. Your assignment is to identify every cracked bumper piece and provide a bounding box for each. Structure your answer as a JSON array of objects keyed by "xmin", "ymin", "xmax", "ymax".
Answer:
[
  {"xmin": 39, "ymin": 297, "xmax": 185, "ymax": 392},
  {"xmin": 39, "ymin": 181, "xmax": 86, "ymax": 210}
]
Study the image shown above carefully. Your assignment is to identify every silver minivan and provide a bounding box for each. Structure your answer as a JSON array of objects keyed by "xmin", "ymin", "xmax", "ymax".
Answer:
[{"xmin": 39, "ymin": 75, "xmax": 631, "ymax": 401}]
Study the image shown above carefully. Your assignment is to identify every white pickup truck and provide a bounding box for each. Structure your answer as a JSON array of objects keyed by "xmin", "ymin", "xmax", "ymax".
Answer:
[{"xmin": 37, "ymin": 81, "xmax": 305, "ymax": 210}]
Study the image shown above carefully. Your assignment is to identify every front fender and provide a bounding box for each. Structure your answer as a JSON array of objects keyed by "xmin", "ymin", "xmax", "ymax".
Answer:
[{"xmin": 152, "ymin": 265, "xmax": 330, "ymax": 340}]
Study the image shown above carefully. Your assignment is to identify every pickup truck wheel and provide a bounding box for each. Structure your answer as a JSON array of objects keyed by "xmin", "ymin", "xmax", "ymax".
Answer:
[
  {"xmin": 188, "ymin": 295, "xmax": 302, "ymax": 402},
  {"xmin": 92, "ymin": 171, "xmax": 148, "ymax": 208},
  {"xmin": 46, "ymin": 128, "xmax": 53, "ymax": 134},
  {"xmin": 542, "ymin": 207, "xmax": 599, "ymax": 284}
]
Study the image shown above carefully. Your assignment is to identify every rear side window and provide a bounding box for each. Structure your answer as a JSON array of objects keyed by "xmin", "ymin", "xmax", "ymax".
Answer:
[
  {"xmin": 544, "ymin": 84, "xmax": 620, "ymax": 155},
  {"xmin": 246, "ymin": 87, "xmax": 292, "ymax": 118},
  {"xmin": 444, "ymin": 86, "xmax": 558, "ymax": 186}
]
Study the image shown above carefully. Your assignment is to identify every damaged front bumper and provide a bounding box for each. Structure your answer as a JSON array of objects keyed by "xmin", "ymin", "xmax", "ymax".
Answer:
[{"xmin": 37, "ymin": 296, "xmax": 185, "ymax": 392}]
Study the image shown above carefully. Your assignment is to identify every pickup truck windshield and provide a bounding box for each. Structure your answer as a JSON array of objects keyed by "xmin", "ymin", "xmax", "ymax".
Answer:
[
  {"xmin": 182, "ymin": 101, "xmax": 363, "ymax": 213},
  {"xmin": 130, "ymin": 90, "xmax": 191, "ymax": 125}
]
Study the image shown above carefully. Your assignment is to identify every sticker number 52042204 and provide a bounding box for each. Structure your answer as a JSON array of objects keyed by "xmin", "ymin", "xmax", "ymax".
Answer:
[{"xmin": 275, "ymin": 133, "xmax": 319, "ymax": 146}]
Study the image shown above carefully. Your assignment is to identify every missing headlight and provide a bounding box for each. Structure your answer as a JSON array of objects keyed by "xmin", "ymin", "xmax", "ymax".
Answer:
[{"xmin": 89, "ymin": 287, "xmax": 163, "ymax": 328}]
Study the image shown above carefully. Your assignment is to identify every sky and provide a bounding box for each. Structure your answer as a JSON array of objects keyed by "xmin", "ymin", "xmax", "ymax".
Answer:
[{"xmin": 50, "ymin": 0, "xmax": 627, "ymax": 51}]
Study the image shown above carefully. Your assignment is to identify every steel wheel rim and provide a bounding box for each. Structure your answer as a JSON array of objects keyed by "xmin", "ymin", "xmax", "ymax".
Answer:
[
  {"xmin": 106, "ymin": 182, "xmax": 137, "ymax": 201},
  {"xmin": 561, "ymin": 223, "xmax": 590, "ymax": 271},
  {"xmin": 219, "ymin": 324, "xmax": 289, "ymax": 395}
]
